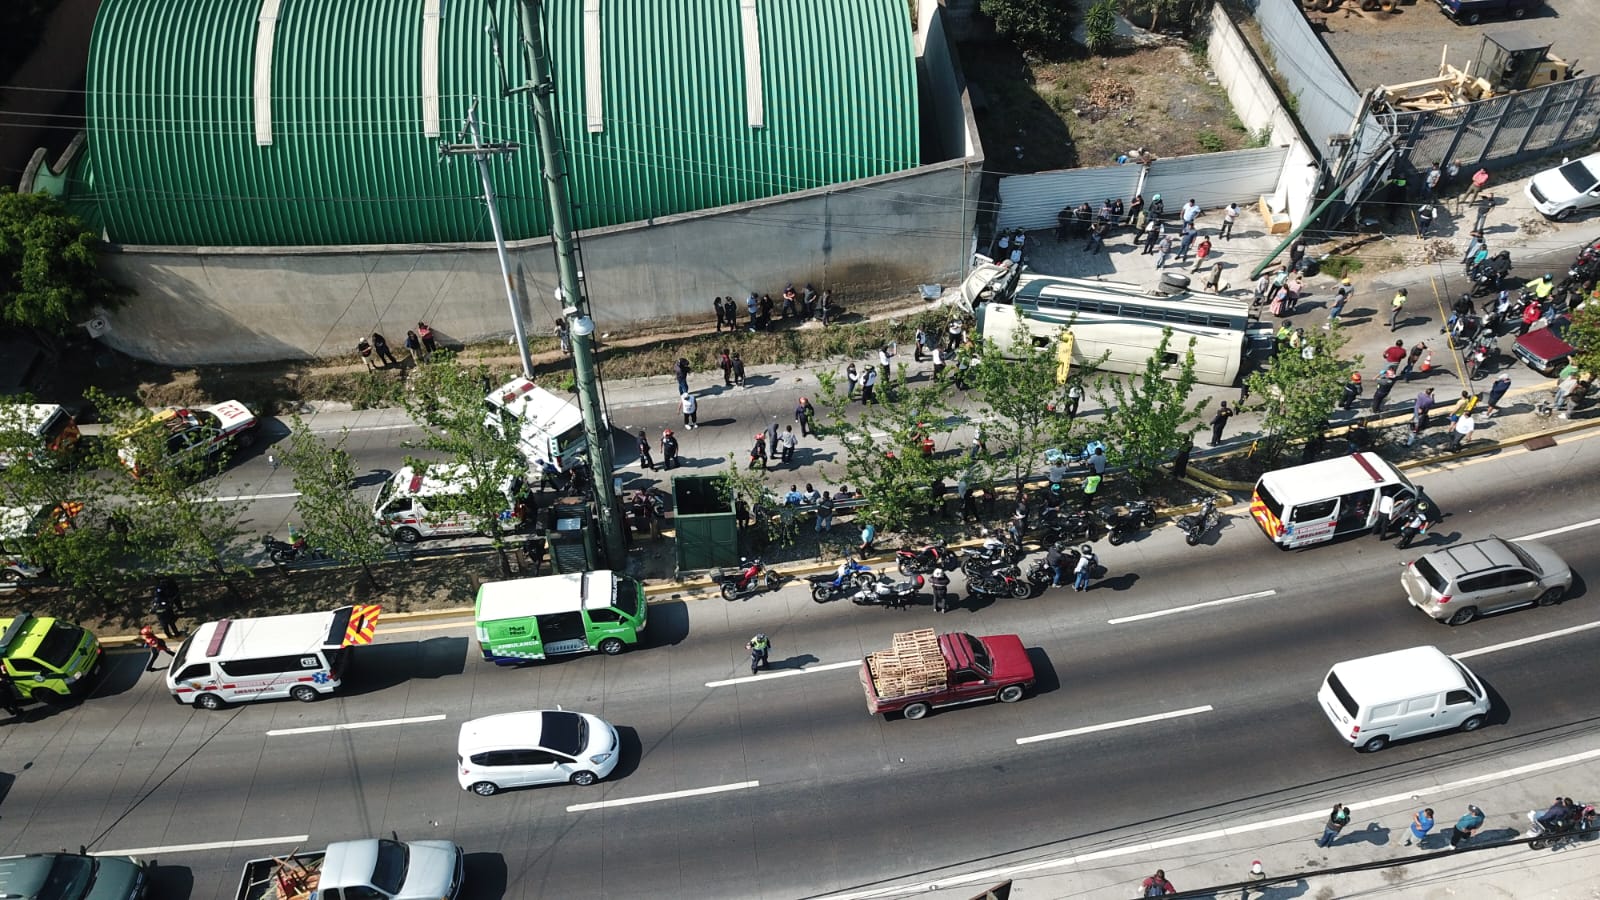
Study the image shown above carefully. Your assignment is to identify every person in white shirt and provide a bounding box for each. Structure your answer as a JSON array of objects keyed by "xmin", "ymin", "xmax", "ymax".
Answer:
[{"xmin": 1220, "ymin": 202, "xmax": 1240, "ymax": 240}]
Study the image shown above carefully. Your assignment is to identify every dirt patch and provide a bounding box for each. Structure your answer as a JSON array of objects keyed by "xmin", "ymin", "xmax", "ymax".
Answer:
[{"xmin": 962, "ymin": 40, "xmax": 1259, "ymax": 174}]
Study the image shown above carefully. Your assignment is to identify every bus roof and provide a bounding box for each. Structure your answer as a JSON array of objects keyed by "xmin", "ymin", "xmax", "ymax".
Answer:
[
  {"xmin": 189, "ymin": 608, "xmax": 349, "ymax": 660},
  {"xmin": 476, "ymin": 570, "xmax": 618, "ymax": 621},
  {"xmin": 1257, "ymin": 453, "xmax": 1402, "ymax": 507}
]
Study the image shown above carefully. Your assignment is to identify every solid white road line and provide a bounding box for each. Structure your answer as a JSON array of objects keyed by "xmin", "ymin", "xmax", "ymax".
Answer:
[
  {"xmin": 266, "ymin": 714, "xmax": 446, "ymax": 736},
  {"xmin": 814, "ymin": 743, "xmax": 1600, "ymax": 900},
  {"xmin": 1015, "ymin": 705, "xmax": 1214, "ymax": 746},
  {"xmin": 567, "ymin": 780, "xmax": 759, "ymax": 813},
  {"xmin": 95, "ymin": 834, "xmax": 310, "ymax": 857},
  {"xmin": 1516, "ymin": 516, "xmax": 1600, "ymax": 541},
  {"xmin": 1453, "ymin": 620, "xmax": 1600, "ymax": 660},
  {"xmin": 1106, "ymin": 590, "xmax": 1276, "ymax": 625},
  {"xmin": 201, "ymin": 491, "xmax": 301, "ymax": 503},
  {"xmin": 705, "ymin": 659, "xmax": 859, "ymax": 687}
]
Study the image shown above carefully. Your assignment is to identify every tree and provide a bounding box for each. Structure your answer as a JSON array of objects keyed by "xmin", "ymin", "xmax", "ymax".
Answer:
[
  {"xmin": 1123, "ymin": 0, "xmax": 1202, "ymax": 34},
  {"xmin": 812, "ymin": 368, "xmax": 965, "ymax": 534},
  {"xmin": 1242, "ymin": 327, "xmax": 1359, "ymax": 459},
  {"xmin": 978, "ymin": 0, "xmax": 1079, "ymax": 57},
  {"xmin": 1084, "ymin": 0, "xmax": 1120, "ymax": 55},
  {"xmin": 278, "ymin": 417, "xmax": 391, "ymax": 588},
  {"xmin": 712, "ymin": 456, "xmax": 799, "ymax": 553},
  {"xmin": 0, "ymin": 188, "xmax": 126, "ymax": 337},
  {"xmin": 968, "ymin": 325, "xmax": 1100, "ymax": 498},
  {"xmin": 401, "ymin": 354, "xmax": 528, "ymax": 577},
  {"xmin": 1090, "ymin": 330, "xmax": 1209, "ymax": 490},
  {"xmin": 88, "ymin": 389, "xmax": 252, "ymax": 594},
  {"xmin": 1566, "ymin": 300, "xmax": 1600, "ymax": 374}
]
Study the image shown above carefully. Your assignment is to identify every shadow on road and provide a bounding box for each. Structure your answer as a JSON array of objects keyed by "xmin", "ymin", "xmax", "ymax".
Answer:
[
  {"xmin": 143, "ymin": 864, "xmax": 195, "ymax": 899},
  {"xmin": 341, "ymin": 636, "xmax": 468, "ymax": 696},
  {"xmin": 461, "ymin": 852, "xmax": 509, "ymax": 899},
  {"xmin": 1026, "ymin": 646, "xmax": 1059, "ymax": 697},
  {"xmin": 644, "ymin": 600, "xmax": 689, "ymax": 647}
]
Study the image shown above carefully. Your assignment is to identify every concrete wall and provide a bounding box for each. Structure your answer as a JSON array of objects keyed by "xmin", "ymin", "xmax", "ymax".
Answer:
[
  {"xmin": 919, "ymin": 7, "xmax": 980, "ymax": 161},
  {"xmin": 98, "ymin": 159, "xmax": 982, "ymax": 365}
]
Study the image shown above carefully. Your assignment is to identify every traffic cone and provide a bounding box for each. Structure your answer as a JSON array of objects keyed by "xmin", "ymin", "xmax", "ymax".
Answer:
[{"xmin": 1420, "ymin": 350, "xmax": 1434, "ymax": 372}]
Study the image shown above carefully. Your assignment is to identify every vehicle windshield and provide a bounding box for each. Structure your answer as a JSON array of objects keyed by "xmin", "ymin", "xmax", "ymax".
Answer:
[
  {"xmin": 1450, "ymin": 659, "xmax": 1484, "ymax": 700},
  {"xmin": 1557, "ymin": 159, "xmax": 1600, "ymax": 193},
  {"xmin": 1504, "ymin": 540, "xmax": 1544, "ymax": 575},
  {"xmin": 1254, "ymin": 483, "xmax": 1284, "ymax": 520},
  {"xmin": 191, "ymin": 410, "xmax": 221, "ymax": 430},
  {"xmin": 610, "ymin": 576, "xmax": 641, "ymax": 618},
  {"xmin": 1325, "ymin": 672, "xmax": 1358, "ymax": 717},
  {"xmin": 1412, "ymin": 557, "xmax": 1449, "ymax": 593},
  {"xmin": 962, "ymin": 634, "xmax": 992, "ymax": 674},
  {"xmin": 33, "ymin": 621, "xmax": 84, "ymax": 669},
  {"xmin": 371, "ymin": 839, "xmax": 410, "ymax": 894},
  {"xmin": 540, "ymin": 711, "xmax": 586, "ymax": 756},
  {"xmin": 42, "ymin": 854, "xmax": 96, "ymax": 899},
  {"xmin": 170, "ymin": 632, "xmax": 198, "ymax": 671}
]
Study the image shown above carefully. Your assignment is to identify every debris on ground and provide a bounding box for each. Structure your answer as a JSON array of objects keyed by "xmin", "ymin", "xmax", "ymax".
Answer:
[
  {"xmin": 1076, "ymin": 77, "xmax": 1136, "ymax": 120},
  {"xmin": 1405, "ymin": 238, "xmax": 1458, "ymax": 266}
]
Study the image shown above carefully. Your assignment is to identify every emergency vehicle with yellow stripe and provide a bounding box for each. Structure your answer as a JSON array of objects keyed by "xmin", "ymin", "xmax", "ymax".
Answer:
[
  {"xmin": 116, "ymin": 400, "xmax": 259, "ymax": 476},
  {"xmin": 1251, "ymin": 452, "xmax": 1421, "ymax": 548},
  {"xmin": 166, "ymin": 605, "xmax": 379, "ymax": 710}
]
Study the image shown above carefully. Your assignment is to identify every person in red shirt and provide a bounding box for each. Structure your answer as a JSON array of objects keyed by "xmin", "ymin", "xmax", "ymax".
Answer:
[
  {"xmin": 1141, "ymin": 869, "xmax": 1175, "ymax": 896},
  {"xmin": 1383, "ymin": 339, "xmax": 1407, "ymax": 368},
  {"xmin": 140, "ymin": 626, "xmax": 173, "ymax": 672}
]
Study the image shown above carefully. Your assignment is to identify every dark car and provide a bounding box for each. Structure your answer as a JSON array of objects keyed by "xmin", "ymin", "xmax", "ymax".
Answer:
[{"xmin": 1437, "ymin": 0, "xmax": 1545, "ymax": 25}]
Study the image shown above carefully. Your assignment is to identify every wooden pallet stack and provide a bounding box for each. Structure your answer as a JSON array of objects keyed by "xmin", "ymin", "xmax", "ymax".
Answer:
[{"xmin": 868, "ymin": 630, "xmax": 947, "ymax": 699}]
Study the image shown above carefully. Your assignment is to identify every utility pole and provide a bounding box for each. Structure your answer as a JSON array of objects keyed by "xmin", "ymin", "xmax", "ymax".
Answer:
[
  {"xmin": 438, "ymin": 99, "xmax": 535, "ymax": 377},
  {"xmin": 510, "ymin": 0, "xmax": 625, "ymax": 566}
]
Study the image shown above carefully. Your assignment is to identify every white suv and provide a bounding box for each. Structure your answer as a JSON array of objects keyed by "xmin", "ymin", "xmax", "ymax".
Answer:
[
  {"xmin": 457, "ymin": 709, "xmax": 620, "ymax": 796},
  {"xmin": 1526, "ymin": 152, "xmax": 1600, "ymax": 221}
]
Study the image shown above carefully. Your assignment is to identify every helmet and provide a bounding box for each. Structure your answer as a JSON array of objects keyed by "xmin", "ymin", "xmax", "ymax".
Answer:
[
  {"xmin": 140, "ymin": 625, "xmax": 154, "ymax": 636},
  {"xmin": 1545, "ymin": 274, "xmax": 1553, "ymax": 281},
  {"xmin": 663, "ymin": 429, "xmax": 673, "ymax": 436},
  {"xmin": 1080, "ymin": 544, "xmax": 1093, "ymax": 554},
  {"xmin": 1152, "ymin": 193, "xmax": 1162, "ymax": 201},
  {"xmin": 1341, "ymin": 277, "xmax": 1352, "ymax": 285},
  {"xmin": 1416, "ymin": 502, "xmax": 1430, "ymax": 512},
  {"xmin": 1351, "ymin": 373, "xmax": 1361, "ymax": 382},
  {"xmin": 932, "ymin": 568, "xmax": 945, "ymax": 578}
]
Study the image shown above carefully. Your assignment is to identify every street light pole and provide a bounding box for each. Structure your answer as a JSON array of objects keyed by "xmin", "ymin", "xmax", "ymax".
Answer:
[
  {"xmin": 438, "ymin": 99, "xmax": 534, "ymax": 378},
  {"xmin": 512, "ymin": 0, "xmax": 625, "ymax": 566}
]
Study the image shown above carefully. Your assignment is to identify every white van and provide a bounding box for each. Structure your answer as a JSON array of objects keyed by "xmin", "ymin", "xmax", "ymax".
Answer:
[
  {"xmin": 483, "ymin": 378, "xmax": 587, "ymax": 471},
  {"xmin": 1250, "ymin": 452, "xmax": 1420, "ymax": 548},
  {"xmin": 167, "ymin": 605, "xmax": 379, "ymax": 709},
  {"xmin": 0, "ymin": 403, "xmax": 80, "ymax": 469},
  {"xmin": 1317, "ymin": 646, "xmax": 1490, "ymax": 753},
  {"xmin": 373, "ymin": 464, "xmax": 524, "ymax": 544}
]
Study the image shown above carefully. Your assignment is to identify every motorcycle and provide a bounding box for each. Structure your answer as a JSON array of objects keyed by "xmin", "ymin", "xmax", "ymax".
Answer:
[
  {"xmin": 1176, "ymin": 496, "xmax": 1220, "ymax": 546},
  {"xmin": 806, "ymin": 558, "xmax": 877, "ymax": 602},
  {"xmin": 1526, "ymin": 805, "xmax": 1597, "ymax": 850},
  {"xmin": 1041, "ymin": 506, "xmax": 1096, "ymax": 541},
  {"xmin": 1466, "ymin": 334, "xmax": 1496, "ymax": 380},
  {"xmin": 1469, "ymin": 252, "xmax": 1512, "ymax": 297},
  {"xmin": 895, "ymin": 539, "xmax": 950, "ymax": 576},
  {"xmin": 716, "ymin": 558, "xmax": 780, "ymax": 601},
  {"xmin": 959, "ymin": 531, "xmax": 1025, "ymax": 577},
  {"xmin": 966, "ymin": 563, "xmax": 1033, "ymax": 599},
  {"xmin": 1098, "ymin": 499, "xmax": 1156, "ymax": 546},
  {"xmin": 1481, "ymin": 291, "xmax": 1515, "ymax": 333},
  {"xmin": 853, "ymin": 572, "xmax": 925, "ymax": 607},
  {"xmin": 1027, "ymin": 543, "xmax": 1082, "ymax": 587},
  {"xmin": 1396, "ymin": 516, "xmax": 1431, "ymax": 550},
  {"xmin": 262, "ymin": 533, "xmax": 321, "ymax": 564}
]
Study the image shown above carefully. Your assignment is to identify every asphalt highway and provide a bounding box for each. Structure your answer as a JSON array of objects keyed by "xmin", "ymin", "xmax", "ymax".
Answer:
[{"xmin": 4, "ymin": 425, "xmax": 1600, "ymax": 898}]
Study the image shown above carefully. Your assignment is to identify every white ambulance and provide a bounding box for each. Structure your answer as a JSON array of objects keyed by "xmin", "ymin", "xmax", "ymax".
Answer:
[
  {"xmin": 1250, "ymin": 452, "xmax": 1422, "ymax": 548},
  {"xmin": 166, "ymin": 605, "xmax": 379, "ymax": 710},
  {"xmin": 483, "ymin": 378, "xmax": 587, "ymax": 471},
  {"xmin": 372, "ymin": 464, "xmax": 525, "ymax": 543}
]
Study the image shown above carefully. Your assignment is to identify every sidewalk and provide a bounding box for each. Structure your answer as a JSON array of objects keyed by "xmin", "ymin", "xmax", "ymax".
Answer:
[{"xmin": 825, "ymin": 734, "xmax": 1600, "ymax": 900}]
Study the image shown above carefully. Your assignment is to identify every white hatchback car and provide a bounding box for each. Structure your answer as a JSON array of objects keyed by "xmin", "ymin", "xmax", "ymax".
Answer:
[
  {"xmin": 1526, "ymin": 152, "xmax": 1600, "ymax": 221},
  {"xmin": 457, "ymin": 709, "xmax": 620, "ymax": 796}
]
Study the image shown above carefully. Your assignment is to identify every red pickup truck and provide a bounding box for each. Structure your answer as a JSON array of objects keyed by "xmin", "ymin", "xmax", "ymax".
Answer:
[{"xmin": 860, "ymin": 630, "xmax": 1035, "ymax": 720}]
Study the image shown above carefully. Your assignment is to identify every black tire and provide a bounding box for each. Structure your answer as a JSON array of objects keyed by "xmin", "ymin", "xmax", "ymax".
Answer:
[
  {"xmin": 897, "ymin": 557, "xmax": 913, "ymax": 576},
  {"xmin": 812, "ymin": 584, "xmax": 832, "ymax": 602},
  {"xmin": 721, "ymin": 583, "xmax": 738, "ymax": 601},
  {"xmin": 394, "ymin": 526, "xmax": 421, "ymax": 544},
  {"xmin": 998, "ymin": 684, "xmax": 1025, "ymax": 703},
  {"xmin": 1446, "ymin": 606, "xmax": 1479, "ymax": 626},
  {"xmin": 470, "ymin": 781, "xmax": 499, "ymax": 797},
  {"xmin": 598, "ymin": 637, "xmax": 626, "ymax": 655},
  {"xmin": 195, "ymin": 693, "xmax": 225, "ymax": 711},
  {"xmin": 270, "ymin": 548, "xmax": 294, "ymax": 564},
  {"xmin": 290, "ymin": 684, "xmax": 319, "ymax": 703},
  {"xmin": 1510, "ymin": 5, "xmax": 1526, "ymax": 18},
  {"xmin": 1185, "ymin": 532, "xmax": 1200, "ymax": 546},
  {"xmin": 855, "ymin": 573, "xmax": 878, "ymax": 589},
  {"xmin": 570, "ymin": 771, "xmax": 599, "ymax": 786},
  {"xmin": 1530, "ymin": 837, "xmax": 1547, "ymax": 851},
  {"xmin": 1460, "ymin": 714, "xmax": 1486, "ymax": 733},
  {"xmin": 235, "ymin": 431, "xmax": 256, "ymax": 449},
  {"xmin": 902, "ymin": 702, "xmax": 930, "ymax": 720},
  {"xmin": 1358, "ymin": 734, "xmax": 1389, "ymax": 753},
  {"xmin": 1010, "ymin": 580, "xmax": 1032, "ymax": 598},
  {"xmin": 1537, "ymin": 587, "xmax": 1565, "ymax": 607},
  {"xmin": 1108, "ymin": 530, "xmax": 1125, "ymax": 546},
  {"xmin": 764, "ymin": 572, "xmax": 779, "ymax": 591},
  {"xmin": 1465, "ymin": 12, "xmax": 1481, "ymax": 24},
  {"xmin": 1028, "ymin": 566, "xmax": 1050, "ymax": 588}
]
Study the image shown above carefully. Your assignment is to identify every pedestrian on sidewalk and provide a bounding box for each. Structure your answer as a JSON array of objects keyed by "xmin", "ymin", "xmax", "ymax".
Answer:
[
  {"xmin": 1404, "ymin": 807, "xmax": 1435, "ymax": 847},
  {"xmin": 150, "ymin": 578, "xmax": 183, "ymax": 638},
  {"xmin": 356, "ymin": 336, "xmax": 376, "ymax": 371},
  {"xmin": 1371, "ymin": 367, "xmax": 1397, "ymax": 412},
  {"xmin": 947, "ymin": 317, "xmax": 965, "ymax": 351},
  {"xmin": 1389, "ymin": 289, "xmax": 1408, "ymax": 331},
  {"xmin": 1189, "ymin": 236, "xmax": 1213, "ymax": 272},
  {"xmin": 731, "ymin": 352, "xmax": 746, "ymax": 387},
  {"xmin": 674, "ymin": 357, "xmax": 692, "ymax": 396},
  {"xmin": 1155, "ymin": 234, "xmax": 1175, "ymax": 269},
  {"xmin": 680, "ymin": 393, "xmax": 698, "ymax": 429},
  {"xmin": 1449, "ymin": 412, "xmax": 1476, "ymax": 450},
  {"xmin": 1084, "ymin": 220, "xmax": 1107, "ymax": 254},
  {"xmin": 1176, "ymin": 222, "xmax": 1198, "ymax": 261},
  {"xmin": 878, "ymin": 343, "xmax": 894, "ymax": 382},
  {"xmin": 1140, "ymin": 869, "xmax": 1175, "ymax": 896},
  {"xmin": 1383, "ymin": 339, "xmax": 1407, "ymax": 369},
  {"xmin": 914, "ymin": 326, "xmax": 928, "ymax": 362},
  {"xmin": 1209, "ymin": 402, "xmax": 1233, "ymax": 446},
  {"xmin": 371, "ymin": 332, "xmax": 398, "ymax": 367},
  {"xmin": 815, "ymin": 491, "xmax": 834, "ymax": 533},
  {"xmin": 1181, "ymin": 198, "xmax": 1202, "ymax": 226},
  {"xmin": 860, "ymin": 366, "xmax": 879, "ymax": 405},
  {"xmin": 931, "ymin": 345, "xmax": 945, "ymax": 380},
  {"xmin": 749, "ymin": 433, "xmax": 768, "ymax": 469},
  {"xmin": 720, "ymin": 349, "xmax": 733, "ymax": 386},
  {"xmin": 660, "ymin": 429, "xmax": 679, "ymax": 469},
  {"xmin": 1317, "ymin": 803, "xmax": 1352, "ymax": 848},
  {"xmin": 713, "ymin": 296, "xmax": 726, "ymax": 332},
  {"xmin": 140, "ymin": 626, "xmax": 173, "ymax": 672},
  {"xmin": 736, "ymin": 496, "xmax": 751, "ymax": 530},
  {"xmin": 404, "ymin": 329, "xmax": 423, "ymax": 364},
  {"xmin": 1485, "ymin": 373, "xmax": 1512, "ymax": 415},
  {"xmin": 1414, "ymin": 387, "xmax": 1436, "ymax": 429},
  {"xmin": 636, "ymin": 429, "xmax": 655, "ymax": 470},
  {"xmin": 1401, "ymin": 340, "xmax": 1427, "ymax": 380},
  {"xmin": 795, "ymin": 397, "xmax": 815, "ymax": 436},
  {"xmin": 1464, "ymin": 167, "xmax": 1490, "ymax": 207},
  {"xmin": 858, "ymin": 522, "xmax": 878, "ymax": 556},
  {"xmin": 846, "ymin": 363, "xmax": 859, "ymax": 399},
  {"xmin": 1288, "ymin": 237, "xmax": 1307, "ymax": 272},
  {"xmin": 780, "ymin": 425, "xmax": 798, "ymax": 464},
  {"xmin": 1424, "ymin": 162, "xmax": 1442, "ymax": 200},
  {"xmin": 1340, "ymin": 373, "xmax": 1363, "ymax": 411},
  {"xmin": 417, "ymin": 322, "xmax": 437, "ymax": 356},
  {"xmin": 1450, "ymin": 805, "xmax": 1485, "ymax": 849},
  {"xmin": 1220, "ymin": 202, "xmax": 1239, "ymax": 240},
  {"xmin": 1170, "ymin": 439, "xmax": 1192, "ymax": 480}
]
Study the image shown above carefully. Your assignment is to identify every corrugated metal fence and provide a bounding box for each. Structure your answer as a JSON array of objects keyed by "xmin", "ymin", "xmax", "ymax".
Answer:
[
  {"xmin": 1253, "ymin": 0, "xmax": 1362, "ymax": 155},
  {"xmin": 995, "ymin": 146, "xmax": 1290, "ymax": 232}
]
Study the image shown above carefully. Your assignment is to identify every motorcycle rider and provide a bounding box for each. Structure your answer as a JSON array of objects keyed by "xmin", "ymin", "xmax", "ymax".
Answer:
[
  {"xmin": 1536, "ymin": 797, "xmax": 1575, "ymax": 830},
  {"xmin": 930, "ymin": 567, "xmax": 951, "ymax": 613},
  {"xmin": 747, "ymin": 633, "xmax": 771, "ymax": 674},
  {"xmin": 1533, "ymin": 273, "xmax": 1556, "ymax": 303},
  {"xmin": 1046, "ymin": 542, "xmax": 1070, "ymax": 588},
  {"xmin": 1072, "ymin": 544, "xmax": 1097, "ymax": 592},
  {"xmin": 1397, "ymin": 502, "xmax": 1432, "ymax": 550}
]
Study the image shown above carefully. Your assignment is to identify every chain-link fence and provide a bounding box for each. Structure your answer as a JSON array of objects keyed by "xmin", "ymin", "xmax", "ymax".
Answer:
[{"xmin": 1386, "ymin": 74, "xmax": 1600, "ymax": 183}]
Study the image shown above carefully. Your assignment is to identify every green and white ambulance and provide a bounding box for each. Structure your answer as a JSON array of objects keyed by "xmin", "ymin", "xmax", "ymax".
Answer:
[
  {"xmin": 1, "ymin": 613, "xmax": 103, "ymax": 703},
  {"xmin": 475, "ymin": 570, "xmax": 647, "ymax": 664}
]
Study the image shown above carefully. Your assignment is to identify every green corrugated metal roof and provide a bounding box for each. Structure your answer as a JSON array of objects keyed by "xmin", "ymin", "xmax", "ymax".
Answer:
[{"xmin": 70, "ymin": 0, "xmax": 919, "ymax": 247}]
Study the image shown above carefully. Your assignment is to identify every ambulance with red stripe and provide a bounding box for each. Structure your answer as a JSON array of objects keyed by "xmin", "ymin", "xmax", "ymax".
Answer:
[
  {"xmin": 166, "ymin": 605, "xmax": 379, "ymax": 710},
  {"xmin": 1250, "ymin": 452, "xmax": 1420, "ymax": 548}
]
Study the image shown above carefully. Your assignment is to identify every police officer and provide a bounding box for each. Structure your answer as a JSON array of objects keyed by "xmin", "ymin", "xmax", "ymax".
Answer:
[
  {"xmin": 150, "ymin": 578, "xmax": 183, "ymax": 638},
  {"xmin": 747, "ymin": 633, "xmax": 771, "ymax": 674},
  {"xmin": 930, "ymin": 568, "xmax": 952, "ymax": 613}
]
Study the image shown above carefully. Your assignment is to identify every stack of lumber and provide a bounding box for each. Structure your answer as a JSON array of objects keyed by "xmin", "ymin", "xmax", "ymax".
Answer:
[{"xmin": 867, "ymin": 630, "xmax": 947, "ymax": 699}]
